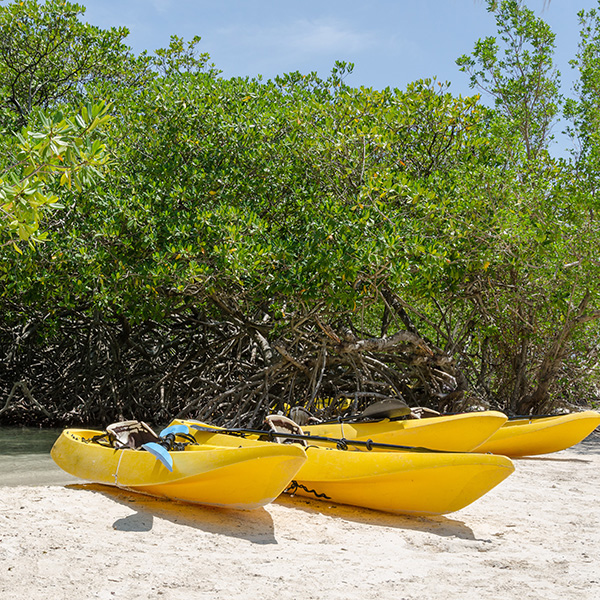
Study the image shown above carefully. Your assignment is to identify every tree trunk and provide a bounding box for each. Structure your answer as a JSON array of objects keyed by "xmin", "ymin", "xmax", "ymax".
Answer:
[
  {"xmin": 511, "ymin": 336, "xmax": 530, "ymax": 413},
  {"xmin": 524, "ymin": 291, "xmax": 600, "ymax": 411}
]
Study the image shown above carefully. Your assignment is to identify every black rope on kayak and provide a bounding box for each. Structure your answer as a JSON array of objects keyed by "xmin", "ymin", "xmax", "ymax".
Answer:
[
  {"xmin": 285, "ymin": 480, "xmax": 331, "ymax": 500},
  {"xmin": 507, "ymin": 413, "xmax": 561, "ymax": 420}
]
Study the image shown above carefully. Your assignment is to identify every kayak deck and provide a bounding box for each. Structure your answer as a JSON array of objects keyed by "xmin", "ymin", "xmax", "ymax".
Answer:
[
  {"xmin": 303, "ymin": 410, "xmax": 508, "ymax": 452},
  {"xmin": 471, "ymin": 411, "xmax": 600, "ymax": 457},
  {"xmin": 51, "ymin": 428, "xmax": 307, "ymax": 509}
]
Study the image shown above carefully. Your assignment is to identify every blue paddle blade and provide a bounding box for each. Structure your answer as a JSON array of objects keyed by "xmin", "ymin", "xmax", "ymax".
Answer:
[
  {"xmin": 141, "ymin": 442, "xmax": 174, "ymax": 472},
  {"xmin": 159, "ymin": 423, "xmax": 190, "ymax": 438}
]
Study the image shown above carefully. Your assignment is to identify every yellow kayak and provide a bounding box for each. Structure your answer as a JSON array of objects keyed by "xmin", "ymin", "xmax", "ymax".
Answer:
[
  {"xmin": 174, "ymin": 419, "xmax": 515, "ymax": 516},
  {"xmin": 471, "ymin": 410, "xmax": 600, "ymax": 457},
  {"xmin": 302, "ymin": 410, "xmax": 508, "ymax": 452},
  {"xmin": 51, "ymin": 425, "xmax": 307, "ymax": 510},
  {"xmin": 293, "ymin": 446, "xmax": 514, "ymax": 516}
]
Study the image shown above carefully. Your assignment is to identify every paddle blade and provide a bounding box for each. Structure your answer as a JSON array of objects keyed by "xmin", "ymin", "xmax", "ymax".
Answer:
[
  {"xmin": 159, "ymin": 423, "xmax": 190, "ymax": 438},
  {"xmin": 141, "ymin": 442, "xmax": 174, "ymax": 472}
]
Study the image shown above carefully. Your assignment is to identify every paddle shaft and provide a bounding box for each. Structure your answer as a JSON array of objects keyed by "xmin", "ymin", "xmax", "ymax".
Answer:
[{"xmin": 188, "ymin": 423, "xmax": 454, "ymax": 454}]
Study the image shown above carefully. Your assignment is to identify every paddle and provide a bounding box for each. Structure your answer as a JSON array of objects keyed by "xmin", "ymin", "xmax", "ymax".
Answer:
[
  {"xmin": 186, "ymin": 421, "xmax": 455, "ymax": 454},
  {"xmin": 104, "ymin": 421, "xmax": 194, "ymax": 472},
  {"xmin": 141, "ymin": 442, "xmax": 174, "ymax": 472},
  {"xmin": 507, "ymin": 413, "xmax": 560, "ymax": 420},
  {"xmin": 159, "ymin": 423, "xmax": 191, "ymax": 438},
  {"xmin": 140, "ymin": 424, "xmax": 194, "ymax": 472}
]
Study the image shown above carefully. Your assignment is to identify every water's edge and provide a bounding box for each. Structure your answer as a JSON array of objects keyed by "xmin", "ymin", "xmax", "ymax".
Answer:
[{"xmin": 0, "ymin": 427, "xmax": 77, "ymax": 487}]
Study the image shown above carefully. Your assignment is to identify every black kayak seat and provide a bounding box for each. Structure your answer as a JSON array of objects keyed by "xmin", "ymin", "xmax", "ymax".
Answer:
[{"xmin": 359, "ymin": 398, "xmax": 411, "ymax": 420}]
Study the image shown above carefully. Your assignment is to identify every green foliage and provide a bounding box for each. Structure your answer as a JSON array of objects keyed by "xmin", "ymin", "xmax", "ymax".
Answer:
[
  {"xmin": 0, "ymin": 101, "xmax": 111, "ymax": 249},
  {"xmin": 0, "ymin": 0, "xmax": 129, "ymax": 128},
  {"xmin": 13, "ymin": 71, "xmax": 486, "ymax": 322},
  {"xmin": 457, "ymin": 0, "xmax": 560, "ymax": 160},
  {"xmin": 151, "ymin": 34, "xmax": 219, "ymax": 77},
  {"xmin": 1, "ymin": 0, "xmax": 599, "ymax": 416},
  {"xmin": 565, "ymin": 3, "xmax": 600, "ymax": 196}
]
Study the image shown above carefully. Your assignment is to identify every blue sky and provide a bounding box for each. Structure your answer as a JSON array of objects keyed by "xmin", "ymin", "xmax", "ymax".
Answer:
[
  {"xmin": 79, "ymin": 0, "xmax": 600, "ymax": 154},
  {"xmin": 79, "ymin": 1, "xmax": 598, "ymax": 93}
]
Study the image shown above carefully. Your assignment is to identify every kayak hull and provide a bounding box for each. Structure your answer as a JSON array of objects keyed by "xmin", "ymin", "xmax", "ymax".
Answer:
[
  {"xmin": 472, "ymin": 411, "xmax": 600, "ymax": 457},
  {"xmin": 51, "ymin": 428, "xmax": 307, "ymax": 509},
  {"xmin": 291, "ymin": 446, "xmax": 514, "ymax": 516},
  {"xmin": 303, "ymin": 411, "xmax": 508, "ymax": 452},
  {"xmin": 175, "ymin": 420, "xmax": 514, "ymax": 516}
]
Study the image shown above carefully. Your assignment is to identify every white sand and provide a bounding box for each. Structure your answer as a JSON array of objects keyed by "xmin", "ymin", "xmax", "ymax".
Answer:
[{"xmin": 0, "ymin": 434, "xmax": 598, "ymax": 600}]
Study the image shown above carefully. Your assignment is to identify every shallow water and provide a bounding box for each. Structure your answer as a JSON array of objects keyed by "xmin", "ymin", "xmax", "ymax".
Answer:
[{"xmin": 0, "ymin": 427, "xmax": 78, "ymax": 486}]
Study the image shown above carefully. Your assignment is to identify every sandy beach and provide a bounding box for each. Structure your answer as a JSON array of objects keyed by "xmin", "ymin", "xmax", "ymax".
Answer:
[{"xmin": 1, "ymin": 433, "xmax": 599, "ymax": 600}]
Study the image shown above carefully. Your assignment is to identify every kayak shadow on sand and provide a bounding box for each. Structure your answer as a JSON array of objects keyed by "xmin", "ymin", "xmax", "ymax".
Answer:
[
  {"xmin": 568, "ymin": 432, "xmax": 600, "ymax": 455},
  {"xmin": 66, "ymin": 483, "xmax": 277, "ymax": 545},
  {"xmin": 274, "ymin": 493, "xmax": 479, "ymax": 541},
  {"xmin": 515, "ymin": 455, "xmax": 591, "ymax": 463}
]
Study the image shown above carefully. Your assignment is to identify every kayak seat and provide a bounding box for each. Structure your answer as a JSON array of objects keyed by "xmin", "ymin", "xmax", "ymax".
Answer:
[
  {"xmin": 409, "ymin": 406, "xmax": 441, "ymax": 419},
  {"xmin": 265, "ymin": 415, "xmax": 307, "ymax": 447},
  {"xmin": 360, "ymin": 398, "xmax": 411, "ymax": 420},
  {"xmin": 289, "ymin": 406, "xmax": 322, "ymax": 426},
  {"xmin": 106, "ymin": 420, "xmax": 162, "ymax": 450}
]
